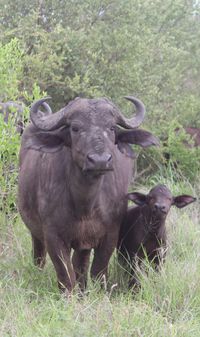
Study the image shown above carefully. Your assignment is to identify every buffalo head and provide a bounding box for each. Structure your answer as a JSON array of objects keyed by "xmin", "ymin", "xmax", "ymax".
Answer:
[
  {"xmin": 26, "ymin": 96, "xmax": 159, "ymax": 176},
  {"xmin": 127, "ymin": 184, "xmax": 196, "ymax": 220}
]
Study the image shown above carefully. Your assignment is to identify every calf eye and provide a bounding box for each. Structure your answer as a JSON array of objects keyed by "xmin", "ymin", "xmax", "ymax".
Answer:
[{"xmin": 110, "ymin": 126, "xmax": 115, "ymax": 132}]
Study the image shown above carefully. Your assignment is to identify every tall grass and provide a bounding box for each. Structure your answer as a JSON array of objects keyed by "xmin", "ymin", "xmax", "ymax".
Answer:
[{"xmin": 1, "ymin": 177, "xmax": 200, "ymax": 337}]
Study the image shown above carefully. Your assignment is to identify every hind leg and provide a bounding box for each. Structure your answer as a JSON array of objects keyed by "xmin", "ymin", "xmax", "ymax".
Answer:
[{"xmin": 31, "ymin": 234, "xmax": 46, "ymax": 268}]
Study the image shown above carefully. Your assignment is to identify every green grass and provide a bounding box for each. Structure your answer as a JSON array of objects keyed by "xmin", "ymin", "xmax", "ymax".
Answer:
[{"xmin": 1, "ymin": 179, "xmax": 200, "ymax": 337}]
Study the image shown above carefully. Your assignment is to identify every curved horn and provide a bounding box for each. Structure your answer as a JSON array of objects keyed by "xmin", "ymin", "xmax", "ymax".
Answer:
[
  {"xmin": 41, "ymin": 102, "xmax": 52, "ymax": 114},
  {"xmin": 116, "ymin": 96, "xmax": 146, "ymax": 129},
  {"xmin": 30, "ymin": 97, "xmax": 68, "ymax": 131}
]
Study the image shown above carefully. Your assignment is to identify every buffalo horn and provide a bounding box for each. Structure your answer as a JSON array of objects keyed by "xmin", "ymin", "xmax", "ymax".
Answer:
[
  {"xmin": 116, "ymin": 96, "xmax": 145, "ymax": 129},
  {"xmin": 41, "ymin": 102, "xmax": 52, "ymax": 115},
  {"xmin": 31, "ymin": 96, "xmax": 146, "ymax": 131},
  {"xmin": 30, "ymin": 97, "xmax": 68, "ymax": 131}
]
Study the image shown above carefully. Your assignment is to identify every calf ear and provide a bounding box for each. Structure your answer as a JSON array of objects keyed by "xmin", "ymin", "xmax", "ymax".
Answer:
[
  {"xmin": 173, "ymin": 195, "xmax": 196, "ymax": 208},
  {"xmin": 25, "ymin": 126, "xmax": 71, "ymax": 153},
  {"xmin": 116, "ymin": 128, "xmax": 159, "ymax": 157},
  {"xmin": 127, "ymin": 192, "xmax": 147, "ymax": 206}
]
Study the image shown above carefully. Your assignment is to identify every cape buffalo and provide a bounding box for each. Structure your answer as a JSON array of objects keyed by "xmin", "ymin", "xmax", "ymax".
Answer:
[
  {"xmin": 163, "ymin": 126, "xmax": 200, "ymax": 163},
  {"xmin": 0, "ymin": 101, "xmax": 52, "ymax": 134},
  {"xmin": 118, "ymin": 184, "xmax": 196, "ymax": 288},
  {"xmin": 18, "ymin": 95, "xmax": 159, "ymax": 294},
  {"xmin": 176, "ymin": 127, "xmax": 200, "ymax": 148}
]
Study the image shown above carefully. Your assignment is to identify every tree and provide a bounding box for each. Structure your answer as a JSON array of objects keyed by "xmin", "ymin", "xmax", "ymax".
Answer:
[{"xmin": 0, "ymin": 0, "xmax": 199, "ymax": 130}]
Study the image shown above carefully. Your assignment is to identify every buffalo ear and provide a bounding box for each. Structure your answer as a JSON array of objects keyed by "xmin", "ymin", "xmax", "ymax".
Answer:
[
  {"xmin": 172, "ymin": 195, "xmax": 196, "ymax": 208},
  {"xmin": 25, "ymin": 126, "xmax": 71, "ymax": 153},
  {"xmin": 117, "ymin": 142, "xmax": 137, "ymax": 159},
  {"xmin": 115, "ymin": 128, "xmax": 159, "ymax": 157},
  {"xmin": 127, "ymin": 192, "xmax": 147, "ymax": 206}
]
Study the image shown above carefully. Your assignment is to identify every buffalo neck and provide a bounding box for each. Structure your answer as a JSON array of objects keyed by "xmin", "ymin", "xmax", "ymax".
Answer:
[{"xmin": 68, "ymin": 163, "xmax": 104, "ymax": 217}]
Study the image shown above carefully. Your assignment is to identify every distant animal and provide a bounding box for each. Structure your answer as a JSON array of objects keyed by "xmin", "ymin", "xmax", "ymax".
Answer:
[
  {"xmin": 163, "ymin": 126, "xmax": 200, "ymax": 162},
  {"xmin": 118, "ymin": 184, "xmax": 196, "ymax": 288},
  {"xmin": 175, "ymin": 127, "xmax": 200, "ymax": 148},
  {"xmin": 0, "ymin": 100, "xmax": 52, "ymax": 134},
  {"xmin": 18, "ymin": 95, "xmax": 159, "ymax": 294}
]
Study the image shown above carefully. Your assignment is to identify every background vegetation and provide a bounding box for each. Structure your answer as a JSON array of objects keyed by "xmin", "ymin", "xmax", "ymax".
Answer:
[{"xmin": 0, "ymin": 0, "xmax": 200, "ymax": 336}]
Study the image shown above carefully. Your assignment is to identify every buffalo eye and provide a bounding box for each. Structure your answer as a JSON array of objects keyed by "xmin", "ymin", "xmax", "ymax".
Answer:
[
  {"xmin": 71, "ymin": 125, "xmax": 80, "ymax": 133},
  {"xmin": 110, "ymin": 125, "xmax": 115, "ymax": 132},
  {"xmin": 148, "ymin": 196, "xmax": 155, "ymax": 204}
]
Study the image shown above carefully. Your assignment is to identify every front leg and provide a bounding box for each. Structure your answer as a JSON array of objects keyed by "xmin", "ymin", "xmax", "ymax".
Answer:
[
  {"xmin": 152, "ymin": 245, "xmax": 167, "ymax": 271},
  {"xmin": 128, "ymin": 255, "xmax": 142, "ymax": 290},
  {"xmin": 72, "ymin": 249, "xmax": 91, "ymax": 292},
  {"xmin": 90, "ymin": 232, "xmax": 118, "ymax": 285},
  {"xmin": 45, "ymin": 232, "xmax": 76, "ymax": 294}
]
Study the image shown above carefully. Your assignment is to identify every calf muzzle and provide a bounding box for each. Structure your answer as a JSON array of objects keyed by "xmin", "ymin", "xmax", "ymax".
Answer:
[{"xmin": 154, "ymin": 203, "xmax": 168, "ymax": 214}]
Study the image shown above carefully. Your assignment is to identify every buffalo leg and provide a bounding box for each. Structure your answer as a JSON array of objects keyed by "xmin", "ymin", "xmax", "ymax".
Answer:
[
  {"xmin": 129, "ymin": 274, "xmax": 141, "ymax": 290},
  {"xmin": 46, "ymin": 234, "xmax": 76, "ymax": 294},
  {"xmin": 117, "ymin": 244, "xmax": 131, "ymax": 267},
  {"xmin": 31, "ymin": 234, "xmax": 46, "ymax": 268},
  {"xmin": 91, "ymin": 236, "xmax": 116, "ymax": 285},
  {"xmin": 72, "ymin": 249, "xmax": 91, "ymax": 292}
]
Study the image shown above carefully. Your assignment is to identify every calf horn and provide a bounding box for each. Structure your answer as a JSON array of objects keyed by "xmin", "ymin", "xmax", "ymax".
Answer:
[{"xmin": 116, "ymin": 96, "xmax": 146, "ymax": 129}]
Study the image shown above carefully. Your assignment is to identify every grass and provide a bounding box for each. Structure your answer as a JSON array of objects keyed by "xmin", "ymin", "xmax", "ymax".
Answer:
[{"xmin": 0, "ymin": 178, "xmax": 200, "ymax": 337}]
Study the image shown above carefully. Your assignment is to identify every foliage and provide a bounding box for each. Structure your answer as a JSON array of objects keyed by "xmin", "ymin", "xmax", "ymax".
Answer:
[
  {"xmin": 0, "ymin": 82, "xmax": 45, "ymax": 213},
  {"xmin": 0, "ymin": 39, "xmax": 46, "ymax": 212},
  {"xmin": 0, "ymin": 0, "xmax": 199, "ymax": 121},
  {"xmin": 162, "ymin": 121, "xmax": 200, "ymax": 181},
  {"xmin": 0, "ymin": 116, "xmax": 20, "ymax": 212},
  {"xmin": 0, "ymin": 38, "xmax": 23, "ymax": 100}
]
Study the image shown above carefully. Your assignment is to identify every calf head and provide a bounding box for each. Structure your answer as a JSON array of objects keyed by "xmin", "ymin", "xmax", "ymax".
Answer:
[
  {"xmin": 26, "ymin": 96, "xmax": 159, "ymax": 177},
  {"xmin": 127, "ymin": 184, "xmax": 196, "ymax": 221}
]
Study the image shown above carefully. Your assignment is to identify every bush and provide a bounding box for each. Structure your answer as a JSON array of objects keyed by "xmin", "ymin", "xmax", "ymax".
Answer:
[
  {"xmin": 0, "ymin": 115, "xmax": 20, "ymax": 212},
  {"xmin": 163, "ymin": 121, "xmax": 200, "ymax": 181}
]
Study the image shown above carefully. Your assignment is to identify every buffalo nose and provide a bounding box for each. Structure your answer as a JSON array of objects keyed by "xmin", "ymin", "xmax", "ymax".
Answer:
[
  {"xmin": 86, "ymin": 153, "xmax": 113, "ymax": 171},
  {"xmin": 87, "ymin": 153, "xmax": 112, "ymax": 164},
  {"xmin": 154, "ymin": 203, "xmax": 167, "ymax": 213}
]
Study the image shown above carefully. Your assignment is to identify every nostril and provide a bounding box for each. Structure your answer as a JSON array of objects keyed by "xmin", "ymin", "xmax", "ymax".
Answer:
[
  {"xmin": 154, "ymin": 203, "xmax": 159, "ymax": 210},
  {"xmin": 87, "ymin": 154, "xmax": 96, "ymax": 163},
  {"xmin": 106, "ymin": 154, "xmax": 112, "ymax": 162}
]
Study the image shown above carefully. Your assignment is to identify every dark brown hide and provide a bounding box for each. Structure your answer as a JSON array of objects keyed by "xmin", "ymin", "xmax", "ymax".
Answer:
[
  {"xmin": 18, "ymin": 96, "xmax": 159, "ymax": 294},
  {"xmin": 118, "ymin": 184, "xmax": 196, "ymax": 288}
]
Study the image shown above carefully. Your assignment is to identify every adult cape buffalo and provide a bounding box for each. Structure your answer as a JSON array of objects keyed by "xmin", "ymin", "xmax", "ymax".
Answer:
[{"xmin": 18, "ymin": 96, "xmax": 159, "ymax": 294}]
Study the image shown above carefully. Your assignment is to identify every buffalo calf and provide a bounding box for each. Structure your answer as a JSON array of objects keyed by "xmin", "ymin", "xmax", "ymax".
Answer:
[{"xmin": 118, "ymin": 184, "xmax": 196, "ymax": 288}]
